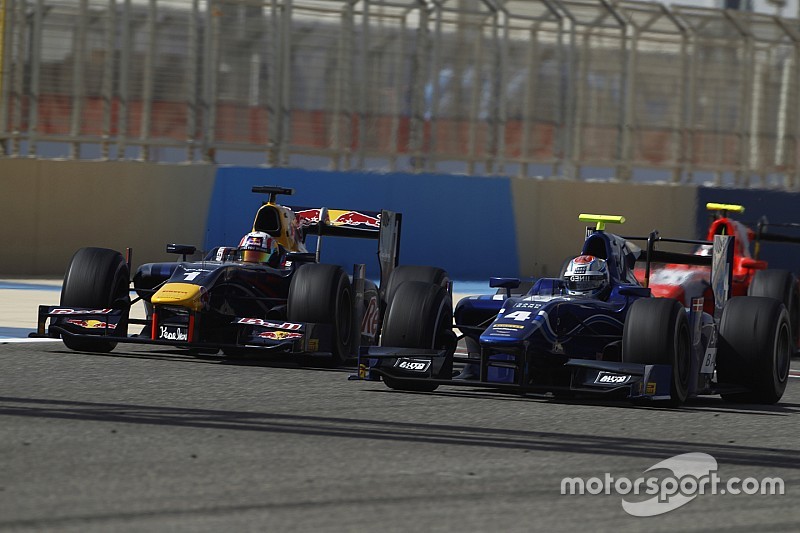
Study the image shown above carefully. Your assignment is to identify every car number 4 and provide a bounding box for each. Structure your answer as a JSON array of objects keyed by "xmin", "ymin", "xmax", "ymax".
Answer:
[{"xmin": 504, "ymin": 311, "xmax": 532, "ymax": 321}]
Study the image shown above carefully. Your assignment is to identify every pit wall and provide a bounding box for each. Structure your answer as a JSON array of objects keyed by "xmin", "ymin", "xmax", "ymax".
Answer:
[{"xmin": 4, "ymin": 160, "xmax": 800, "ymax": 279}]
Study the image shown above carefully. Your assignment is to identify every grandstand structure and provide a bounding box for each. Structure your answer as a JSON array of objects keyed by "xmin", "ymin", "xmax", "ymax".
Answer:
[{"xmin": 2, "ymin": 0, "xmax": 800, "ymax": 188}]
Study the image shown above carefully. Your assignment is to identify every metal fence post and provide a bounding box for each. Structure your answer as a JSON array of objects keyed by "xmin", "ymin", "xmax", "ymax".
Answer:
[
  {"xmin": 27, "ymin": 0, "xmax": 44, "ymax": 158},
  {"xmin": 185, "ymin": 0, "xmax": 199, "ymax": 163},
  {"xmin": 139, "ymin": 0, "xmax": 156, "ymax": 162},
  {"xmin": 10, "ymin": 0, "xmax": 25, "ymax": 156},
  {"xmin": 100, "ymin": 0, "xmax": 116, "ymax": 161},
  {"xmin": 616, "ymin": 23, "xmax": 636, "ymax": 182},
  {"xmin": 69, "ymin": 0, "xmax": 88, "ymax": 160},
  {"xmin": 116, "ymin": 0, "xmax": 131, "ymax": 160},
  {"xmin": 202, "ymin": 0, "xmax": 220, "ymax": 163}
]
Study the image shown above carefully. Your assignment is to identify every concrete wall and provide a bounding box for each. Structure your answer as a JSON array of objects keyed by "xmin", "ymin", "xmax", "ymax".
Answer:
[
  {"xmin": 511, "ymin": 179, "xmax": 698, "ymax": 277},
  {"xmin": 1, "ymin": 160, "xmax": 216, "ymax": 276},
  {"xmin": 5, "ymin": 159, "xmax": 794, "ymax": 280}
]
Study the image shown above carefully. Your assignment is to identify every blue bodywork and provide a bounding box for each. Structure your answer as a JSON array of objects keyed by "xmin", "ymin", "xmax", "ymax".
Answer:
[
  {"xmin": 451, "ymin": 229, "xmax": 667, "ymax": 397},
  {"xmin": 359, "ymin": 225, "xmax": 732, "ymax": 403}
]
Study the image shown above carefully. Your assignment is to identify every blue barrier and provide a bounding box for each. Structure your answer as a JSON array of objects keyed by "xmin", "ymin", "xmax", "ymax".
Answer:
[
  {"xmin": 205, "ymin": 168, "xmax": 520, "ymax": 279},
  {"xmin": 697, "ymin": 187, "xmax": 800, "ymax": 273}
]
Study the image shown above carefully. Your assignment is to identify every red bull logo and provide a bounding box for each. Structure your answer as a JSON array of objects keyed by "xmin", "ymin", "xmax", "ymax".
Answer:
[
  {"xmin": 333, "ymin": 211, "xmax": 381, "ymax": 228},
  {"xmin": 66, "ymin": 319, "xmax": 116, "ymax": 330},
  {"xmin": 295, "ymin": 209, "xmax": 322, "ymax": 226},
  {"xmin": 259, "ymin": 331, "xmax": 303, "ymax": 340}
]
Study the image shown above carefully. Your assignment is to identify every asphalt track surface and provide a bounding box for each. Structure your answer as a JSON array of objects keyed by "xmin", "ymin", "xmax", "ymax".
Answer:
[{"xmin": 1, "ymin": 282, "xmax": 800, "ymax": 532}]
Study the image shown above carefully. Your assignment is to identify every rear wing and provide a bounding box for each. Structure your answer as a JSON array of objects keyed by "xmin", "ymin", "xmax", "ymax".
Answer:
[
  {"xmin": 626, "ymin": 231, "xmax": 734, "ymax": 316},
  {"xmin": 291, "ymin": 206, "xmax": 402, "ymax": 291},
  {"xmin": 250, "ymin": 186, "xmax": 401, "ymax": 288},
  {"xmin": 292, "ymin": 207, "xmax": 385, "ymax": 238},
  {"xmin": 753, "ymin": 219, "xmax": 800, "ymax": 259}
]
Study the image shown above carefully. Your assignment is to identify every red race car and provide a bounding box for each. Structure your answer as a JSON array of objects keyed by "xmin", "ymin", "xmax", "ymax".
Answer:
[{"xmin": 637, "ymin": 203, "xmax": 800, "ymax": 350}]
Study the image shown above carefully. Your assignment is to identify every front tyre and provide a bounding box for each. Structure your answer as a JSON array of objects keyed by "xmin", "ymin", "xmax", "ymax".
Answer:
[
  {"xmin": 380, "ymin": 281, "xmax": 455, "ymax": 392},
  {"xmin": 60, "ymin": 247, "xmax": 131, "ymax": 353},
  {"xmin": 718, "ymin": 296, "xmax": 791, "ymax": 404},
  {"xmin": 622, "ymin": 298, "xmax": 691, "ymax": 406},
  {"xmin": 288, "ymin": 264, "xmax": 353, "ymax": 366}
]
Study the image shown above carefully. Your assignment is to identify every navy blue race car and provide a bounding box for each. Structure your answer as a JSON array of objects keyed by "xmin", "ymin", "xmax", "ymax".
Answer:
[
  {"xmin": 36, "ymin": 186, "xmax": 449, "ymax": 365},
  {"xmin": 357, "ymin": 214, "xmax": 791, "ymax": 405}
]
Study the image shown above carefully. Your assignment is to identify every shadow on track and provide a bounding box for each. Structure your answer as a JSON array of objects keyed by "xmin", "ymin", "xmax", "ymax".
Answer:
[{"xmin": 0, "ymin": 395, "xmax": 798, "ymax": 470}]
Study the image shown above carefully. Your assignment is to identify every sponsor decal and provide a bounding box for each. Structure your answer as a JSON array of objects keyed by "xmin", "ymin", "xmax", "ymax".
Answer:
[
  {"xmin": 307, "ymin": 339, "xmax": 319, "ymax": 352},
  {"xmin": 158, "ymin": 325, "xmax": 188, "ymax": 341},
  {"xmin": 361, "ymin": 296, "xmax": 380, "ymax": 337},
  {"xmin": 333, "ymin": 211, "xmax": 380, "ymax": 228},
  {"xmin": 514, "ymin": 302, "xmax": 543, "ymax": 309},
  {"xmin": 295, "ymin": 208, "xmax": 322, "ymax": 225},
  {"xmin": 646, "ymin": 382, "xmax": 657, "ymax": 395},
  {"xmin": 492, "ymin": 323, "xmax": 525, "ymax": 329},
  {"xmin": 594, "ymin": 372, "xmax": 630, "ymax": 385},
  {"xmin": 393, "ymin": 358, "xmax": 431, "ymax": 372},
  {"xmin": 65, "ymin": 319, "xmax": 116, "ymax": 330},
  {"xmin": 259, "ymin": 331, "xmax": 303, "ymax": 340},
  {"xmin": 51, "ymin": 308, "xmax": 112, "ymax": 315},
  {"xmin": 237, "ymin": 318, "xmax": 303, "ymax": 330}
]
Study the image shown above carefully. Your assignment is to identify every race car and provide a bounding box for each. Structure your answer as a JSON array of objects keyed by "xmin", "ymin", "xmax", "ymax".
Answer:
[
  {"xmin": 36, "ymin": 186, "xmax": 449, "ymax": 365},
  {"xmin": 356, "ymin": 214, "xmax": 792, "ymax": 406},
  {"xmin": 640, "ymin": 202, "xmax": 800, "ymax": 349}
]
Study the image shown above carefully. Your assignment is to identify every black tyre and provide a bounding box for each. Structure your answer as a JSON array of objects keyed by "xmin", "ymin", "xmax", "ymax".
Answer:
[
  {"xmin": 718, "ymin": 296, "xmax": 791, "ymax": 404},
  {"xmin": 381, "ymin": 265, "xmax": 449, "ymax": 312},
  {"xmin": 60, "ymin": 247, "xmax": 131, "ymax": 353},
  {"xmin": 622, "ymin": 298, "xmax": 691, "ymax": 406},
  {"xmin": 748, "ymin": 269, "xmax": 799, "ymax": 349},
  {"xmin": 380, "ymin": 281, "xmax": 455, "ymax": 392},
  {"xmin": 287, "ymin": 263, "xmax": 353, "ymax": 365}
]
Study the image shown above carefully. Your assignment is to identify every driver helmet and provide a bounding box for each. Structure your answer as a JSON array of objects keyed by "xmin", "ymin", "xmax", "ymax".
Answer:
[
  {"xmin": 563, "ymin": 255, "xmax": 610, "ymax": 298},
  {"xmin": 237, "ymin": 231, "xmax": 280, "ymax": 265}
]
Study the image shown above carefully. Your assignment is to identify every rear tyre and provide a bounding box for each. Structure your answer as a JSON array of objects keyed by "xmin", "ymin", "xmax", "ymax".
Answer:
[
  {"xmin": 288, "ymin": 264, "xmax": 353, "ymax": 366},
  {"xmin": 718, "ymin": 296, "xmax": 791, "ymax": 404},
  {"xmin": 622, "ymin": 298, "xmax": 691, "ymax": 406},
  {"xmin": 380, "ymin": 281, "xmax": 455, "ymax": 392},
  {"xmin": 748, "ymin": 269, "xmax": 799, "ymax": 349},
  {"xmin": 60, "ymin": 247, "xmax": 130, "ymax": 353}
]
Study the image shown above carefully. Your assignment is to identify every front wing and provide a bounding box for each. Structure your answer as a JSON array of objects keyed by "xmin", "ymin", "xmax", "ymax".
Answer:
[
  {"xmin": 354, "ymin": 348, "xmax": 675, "ymax": 401},
  {"xmin": 37, "ymin": 305, "xmax": 335, "ymax": 355}
]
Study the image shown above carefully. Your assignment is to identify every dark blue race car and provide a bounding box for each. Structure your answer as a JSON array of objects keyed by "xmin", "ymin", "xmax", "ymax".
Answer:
[{"xmin": 357, "ymin": 214, "xmax": 792, "ymax": 406}]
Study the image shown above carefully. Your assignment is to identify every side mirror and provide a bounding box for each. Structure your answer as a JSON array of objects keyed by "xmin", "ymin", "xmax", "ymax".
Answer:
[
  {"xmin": 490, "ymin": 277, "xmax": 520, "ymax": 299},
  {"xmin": 166, "ymin": 243, "xmax": 197, "ymax": 262}
]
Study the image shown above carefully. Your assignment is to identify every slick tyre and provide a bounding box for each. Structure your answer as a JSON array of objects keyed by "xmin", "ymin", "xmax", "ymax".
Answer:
[
  {"xmin": 748, "ymin": 269, "xmax": 800, "ymax": 349},
  {"xmin": 288, "ymin": 264, "xmax": 353, "ymax": 366},
  {"xmin": 381, "ymin": 266, "xmax": 449, "ymax": 314},
  {"xmin": 60, "ymin": 247, "xmax": 131, "ymax": 353},
  {"xmin": 718, "ymin": 296, "xmax": 791, "ymax": 404},
  {"xmin": 380, "ymin": 281, "xmax": 455, "ymax": 392},
  {"xmin": 622, "ymin": 298, "xmax": 691, "ymax": 406}
]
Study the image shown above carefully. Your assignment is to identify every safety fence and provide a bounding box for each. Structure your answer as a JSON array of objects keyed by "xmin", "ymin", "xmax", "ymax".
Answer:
[{"xmin": 2, "ymin": 0, "xmax": 800, "ymax": 188}]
